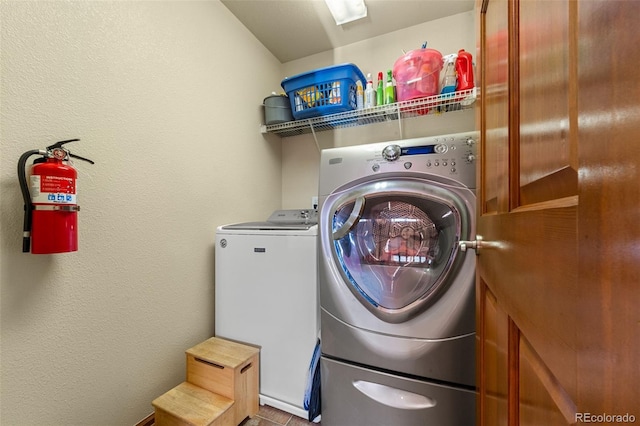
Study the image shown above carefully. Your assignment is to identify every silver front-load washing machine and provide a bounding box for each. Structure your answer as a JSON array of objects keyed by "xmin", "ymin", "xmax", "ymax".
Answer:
[{"xmin": 318, "ymin": 132, "xmax": 478, "ymax": 425}]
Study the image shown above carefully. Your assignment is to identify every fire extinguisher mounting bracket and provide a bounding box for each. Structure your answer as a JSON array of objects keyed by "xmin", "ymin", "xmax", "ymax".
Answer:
[{"xmin": 32, "ymin": 205, "xmax": 81, "ymax": 212}]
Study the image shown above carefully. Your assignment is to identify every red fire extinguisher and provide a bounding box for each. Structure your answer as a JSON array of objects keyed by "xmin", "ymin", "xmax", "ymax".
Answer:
[{"xmin": 18, "ymin": 139, "xmax": 94, "ymax": 254}]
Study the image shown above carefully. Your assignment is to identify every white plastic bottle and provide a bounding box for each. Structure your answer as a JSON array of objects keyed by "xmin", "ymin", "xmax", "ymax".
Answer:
[
  {"xmin": 356, "ymin": 80, "xmax": 364, "ymax": 110},
  {"xmin": 364, "ymin": 73, "xmax": 376, "ymax": 108},
  {"xmin": 440, "ymin": 54, "xmax": 458, "ymax": 94}
]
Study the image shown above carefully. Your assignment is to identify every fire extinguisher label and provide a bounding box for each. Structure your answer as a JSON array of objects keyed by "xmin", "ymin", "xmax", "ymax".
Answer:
[{"xmin": 30, "ymin": 175, "xmax": 77, "ymax": 204}]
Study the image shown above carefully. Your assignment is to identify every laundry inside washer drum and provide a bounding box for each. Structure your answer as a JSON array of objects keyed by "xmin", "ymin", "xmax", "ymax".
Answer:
[{"xmin": 332, "ymin": 198, "xmax": 459, "ymax": 310}]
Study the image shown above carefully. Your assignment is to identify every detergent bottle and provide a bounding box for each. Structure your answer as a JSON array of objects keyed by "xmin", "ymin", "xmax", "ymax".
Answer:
[{"xmin": 455, "ymin": 49, "xmax": 475, "ymax": 91}]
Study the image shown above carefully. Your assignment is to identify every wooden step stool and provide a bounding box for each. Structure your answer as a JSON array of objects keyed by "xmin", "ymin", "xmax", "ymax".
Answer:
[
  {"xmin": 153, "ymin": 337, "xmax": 260, "ymax": 426},
  {"xmin": 152, "ymin": 382, "xmax": 234, "ymax": 426}
]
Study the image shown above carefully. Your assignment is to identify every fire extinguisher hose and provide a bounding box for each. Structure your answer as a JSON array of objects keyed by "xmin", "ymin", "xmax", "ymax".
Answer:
[{"xmin": 17, "ymin": 149, "xmax": 41, "ymax": 253}]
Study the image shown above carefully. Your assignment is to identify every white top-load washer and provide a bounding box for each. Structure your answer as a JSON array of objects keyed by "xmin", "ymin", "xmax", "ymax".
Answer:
[{"xmin": 214, "ymin": 209, "xmax": 318, "ymax": 419}]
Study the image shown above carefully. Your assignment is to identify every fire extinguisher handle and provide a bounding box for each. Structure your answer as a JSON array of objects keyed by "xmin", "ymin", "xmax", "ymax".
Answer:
[
  {"xmin": 46, "ymin": 138, "xmax": 80, "ymax": 150},
  {"xmin": 46, "ymin": 139, "xmax": 95, "ymax": 164},
  {"xmin": 69, "ymin": 153, "xmax": 95, "ymax": 165}
]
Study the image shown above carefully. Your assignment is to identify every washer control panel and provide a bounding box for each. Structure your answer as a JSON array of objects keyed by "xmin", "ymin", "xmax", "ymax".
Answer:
[
  {"xmin": 370, "ymin": 132, "xmax": 478, "ymax": 187},
  {"xmin": 319, "ymin": 131, "xmax": 479, "ymax": 196}
]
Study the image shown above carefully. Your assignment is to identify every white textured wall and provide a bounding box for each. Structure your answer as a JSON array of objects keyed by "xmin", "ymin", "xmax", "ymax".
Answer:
[
  {"xmin": 280, "ymin": 11, "xmax": 476, "ymax": 209},
  {"xmin": 0, "ymin": 1, "xmax": 282, "ymax": 424}
]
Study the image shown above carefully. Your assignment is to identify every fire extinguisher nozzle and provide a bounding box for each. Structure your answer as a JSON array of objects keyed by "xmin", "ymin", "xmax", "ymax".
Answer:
[
  {"xmin": 18, "ymin": 149, "xmax": 40, "ymax": 254},
  {"xmin": 22, "ymin": 237, "xmax": 30, "ymax": 253}
]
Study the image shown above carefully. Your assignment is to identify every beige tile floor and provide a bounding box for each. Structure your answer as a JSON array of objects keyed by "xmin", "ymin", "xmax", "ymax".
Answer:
[{"xmin": 239, "ymin": 404, "xmax": 320, "ymax": 426}]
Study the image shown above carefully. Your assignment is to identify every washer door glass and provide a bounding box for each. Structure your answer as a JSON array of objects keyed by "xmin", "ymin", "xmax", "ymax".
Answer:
[{"xmin": 331, "ymin": 187, "xmax": 465, "ymax": 318}]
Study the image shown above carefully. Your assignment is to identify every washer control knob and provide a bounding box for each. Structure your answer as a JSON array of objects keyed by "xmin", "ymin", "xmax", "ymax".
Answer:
[
  {"xmin": 466, "ymin": 138, "xmax": 476, "ymax": 146},
  {"xmin": 434, "ymin": 144, "xmax": 448, "ymax": 154},
  {"xmin": 466, "ymin": 153, "xmax": 476, "ymax": 163},
  {"xmin": 382, "ymin": 144, "xmax": 402, "ymax": 161}
]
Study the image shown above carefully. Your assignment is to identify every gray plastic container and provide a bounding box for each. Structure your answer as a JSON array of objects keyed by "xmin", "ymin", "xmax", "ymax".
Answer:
[{"xmin": 263, "ymin": 94, "xmax": 294, "ymax": 125}]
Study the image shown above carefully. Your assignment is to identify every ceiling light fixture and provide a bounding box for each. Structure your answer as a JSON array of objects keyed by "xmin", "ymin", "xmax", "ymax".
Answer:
[{"xmin": 324, "ymin": 0, "xmax": 368, "ymax": 25}]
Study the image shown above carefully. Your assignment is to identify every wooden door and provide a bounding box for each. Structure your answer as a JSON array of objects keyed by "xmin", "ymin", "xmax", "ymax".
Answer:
[{"xmin": 476, "ymin": 0, "xmax": 640, "ymax": 425}]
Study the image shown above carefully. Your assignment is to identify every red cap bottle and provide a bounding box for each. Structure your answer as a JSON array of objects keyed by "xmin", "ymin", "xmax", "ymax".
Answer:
[{"xmin": 455, "ymin": 49, "xmax": 475, "ymax": 91}]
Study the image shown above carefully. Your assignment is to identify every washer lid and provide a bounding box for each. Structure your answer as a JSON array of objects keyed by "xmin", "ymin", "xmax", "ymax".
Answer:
[
  {"xmin": 222, "ymin": 222, "xmax": 315, "ymax": 231},
  {"xmin": 221, "ymin": 209, "xmax": 318, "ymax": 231}
]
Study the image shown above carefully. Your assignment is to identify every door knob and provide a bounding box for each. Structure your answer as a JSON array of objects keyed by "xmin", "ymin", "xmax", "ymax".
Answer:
[{"xmin": 459, "ymin": 235, "xmax": 484, "ymax": 254}]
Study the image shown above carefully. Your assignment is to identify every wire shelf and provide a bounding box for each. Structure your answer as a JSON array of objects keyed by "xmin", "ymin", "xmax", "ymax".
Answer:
[{"xmin": 263, "ymin": 88, "xmax": 477, "ymax": 138}]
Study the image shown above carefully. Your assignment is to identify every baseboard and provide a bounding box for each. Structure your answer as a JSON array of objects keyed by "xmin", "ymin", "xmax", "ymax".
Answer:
[
  {"xmin": 259, "ymin": 394, "xmax": 308, "ymax": 420},
  {"xmin": 134, "ymin": 412, "xmax": 154, "ymax": 426}
]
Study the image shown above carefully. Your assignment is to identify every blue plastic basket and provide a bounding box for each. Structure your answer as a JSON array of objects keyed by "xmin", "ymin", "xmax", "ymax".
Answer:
[{"xmin": 281, "ymin": 63, "xmax": 366, "ymax": 120}]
